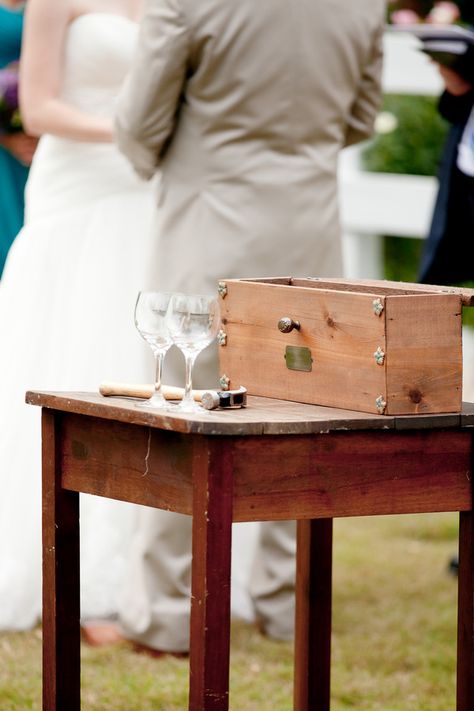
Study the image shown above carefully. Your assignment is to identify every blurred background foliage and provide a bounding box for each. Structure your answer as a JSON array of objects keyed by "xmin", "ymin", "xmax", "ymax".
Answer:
[
  {"xmin": 359, "ymin": 96, "xmax": 474, "ymax": 321},
  {"xmin": 362, "ymin": 95, "xmax": 448, "ymax": 177},
  {"xmin": 360, "ymin": 96, "xmax": 446, "ymax": 284},
  {"xmin": 358, "ymin": 0, "xmax": 474, "ymax": 318},
  {"xmin": 361, "ymin": 93, "xmax": 474, "ymax": 317}
]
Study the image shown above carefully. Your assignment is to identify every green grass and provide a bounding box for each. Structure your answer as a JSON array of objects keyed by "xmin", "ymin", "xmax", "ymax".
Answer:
[{"xmin": 0, "ymin": 513, "xmax": 460, "ymax": 709}]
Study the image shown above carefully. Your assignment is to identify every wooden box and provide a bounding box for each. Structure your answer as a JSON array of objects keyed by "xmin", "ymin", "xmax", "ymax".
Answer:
[{"xmin": 217, "ymin": 277, "xmax": 474, "ymax": 416}]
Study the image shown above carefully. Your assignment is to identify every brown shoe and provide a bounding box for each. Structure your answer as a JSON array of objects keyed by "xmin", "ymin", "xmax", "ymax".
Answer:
[{"xmin": 81, "ymin": 622, "xmax": 125, "ymax": 647}]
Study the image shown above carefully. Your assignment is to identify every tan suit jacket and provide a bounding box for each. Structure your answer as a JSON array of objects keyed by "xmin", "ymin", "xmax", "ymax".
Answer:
[
  {"xmin": 115, "ymin": 0, "xmax": 386, "ymax": 651},
  {"xmin": 116, "ymin": 0, "xmax": 385, "ymax": 300}
]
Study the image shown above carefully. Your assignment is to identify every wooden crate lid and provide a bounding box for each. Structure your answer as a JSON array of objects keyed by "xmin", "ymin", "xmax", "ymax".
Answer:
[{"xmin": 229, "ymin": 277, "xmax": 474, "ymax": 306}]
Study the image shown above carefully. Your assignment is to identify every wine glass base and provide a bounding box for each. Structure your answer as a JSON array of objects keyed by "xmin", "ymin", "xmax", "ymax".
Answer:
[
  {"xmin": 135, "ymin": 395, "xmax": 173, "ymax": 411},
  {"xmin": 172, "ymin": 399, "xmax": 207, "ymax": 414}
]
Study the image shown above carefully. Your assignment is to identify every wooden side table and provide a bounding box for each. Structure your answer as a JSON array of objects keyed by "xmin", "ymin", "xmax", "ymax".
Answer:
[{"xmin": 26, "ymin": 391, "xmax": 474, "ymax": 710}]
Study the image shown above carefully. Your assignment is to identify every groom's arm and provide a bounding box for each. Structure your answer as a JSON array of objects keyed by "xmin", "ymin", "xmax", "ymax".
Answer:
[
  {"xmin": 344, "ymin": 9, "xmax": 384, "ymax": 147},
  {"xmin": 115, "ymin": 0, "xmax": 189, "ymax": 179}
]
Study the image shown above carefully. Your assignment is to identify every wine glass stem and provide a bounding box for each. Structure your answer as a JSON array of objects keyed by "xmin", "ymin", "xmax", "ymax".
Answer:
[
  {"xmin": 154, "ymin": 350, "xmax": 164, "ymax": 398},
  {"xmin": 183, "ymin": 352, "xmax": 197, "ymax": 407}
]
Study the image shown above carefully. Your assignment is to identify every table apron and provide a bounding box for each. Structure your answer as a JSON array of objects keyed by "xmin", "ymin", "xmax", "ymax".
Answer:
[{"xmin": 56, "ymin": 413, "xmax": 473, "ymax": 521}]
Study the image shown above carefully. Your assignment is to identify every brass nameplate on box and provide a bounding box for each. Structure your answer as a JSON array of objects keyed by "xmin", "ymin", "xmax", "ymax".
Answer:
[{"xmin": 284, "ymin": 346, "xmax": 312, "ymax": 372}]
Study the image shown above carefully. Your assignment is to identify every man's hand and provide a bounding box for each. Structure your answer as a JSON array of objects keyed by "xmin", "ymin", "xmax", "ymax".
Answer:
[
  {"xmin": 438, "ymin": 65, "xmax": 473, "ymax": 97},
  {"xmin": 0, "ymin": 132, "xmax": 38, "ymax": 165}
]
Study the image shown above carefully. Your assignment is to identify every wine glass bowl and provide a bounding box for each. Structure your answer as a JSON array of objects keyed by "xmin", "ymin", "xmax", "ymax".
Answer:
[
  {"xmin": 165, "ymin": 293, "xmax": 221, "ymax": 413},
  {"xmin": 134, "ymin": 291, "xmax": 173, "ymax": 409}
]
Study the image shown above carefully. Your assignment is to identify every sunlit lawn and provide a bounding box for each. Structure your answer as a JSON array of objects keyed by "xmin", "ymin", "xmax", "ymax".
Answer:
[{"xmin": 0, "ymin": 513, "xmax": 459, "ymax": 710}]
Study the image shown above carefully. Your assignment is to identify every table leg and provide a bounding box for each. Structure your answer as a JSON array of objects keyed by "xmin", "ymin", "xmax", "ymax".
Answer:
[
  {"xmin": 189, "ymin": 437, "xmax": 234, "ymax": 711},
  {"xmin": 457, "ymin": 508, "xmax": 474, "ymax": 710},
  {"xmin": 294, "ymin": 518, "xmax": 333, "ymax": 711},
  {"xmin": 42, "ymin": 410, "xmax": 80, "ymax": 711}
]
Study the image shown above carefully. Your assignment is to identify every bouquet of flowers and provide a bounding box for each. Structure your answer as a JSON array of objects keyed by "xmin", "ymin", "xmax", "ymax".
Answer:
[
  {"xmin": 389, "ymin": 1, "xmax": 462, "ymax": 25},
  {"xmin": 0, "ymin": 64, "xmax": 22, "ymax": 134}
]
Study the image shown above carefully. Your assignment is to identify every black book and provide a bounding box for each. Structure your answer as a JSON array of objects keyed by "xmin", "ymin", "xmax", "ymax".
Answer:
[{"xmin": 389, "ymin": 24, "xmax": 474, "ymax": 83}]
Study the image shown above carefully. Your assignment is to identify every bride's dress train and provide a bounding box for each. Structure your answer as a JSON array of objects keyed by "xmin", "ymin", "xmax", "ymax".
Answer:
[{"xmin": 0, "ymin": 13, "xmax": 157, "ymax": 630}]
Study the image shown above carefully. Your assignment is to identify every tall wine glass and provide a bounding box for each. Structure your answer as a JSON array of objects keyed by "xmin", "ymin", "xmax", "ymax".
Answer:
[
  {"xmin": 134, "ymin": 291, "xmax": 173, "ymax": 409},
  {"xmin": 165, "ymin": 293, "xmax": 221, "ymax": 413}
]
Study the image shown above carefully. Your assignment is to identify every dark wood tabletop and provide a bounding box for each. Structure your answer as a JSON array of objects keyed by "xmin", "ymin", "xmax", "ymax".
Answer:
[{"xmin": 25, "ymin": 390, "xmax": 474, "ymax": 436}]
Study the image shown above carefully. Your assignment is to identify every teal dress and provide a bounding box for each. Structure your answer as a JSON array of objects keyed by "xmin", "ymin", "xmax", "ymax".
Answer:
[{"xmin": 0, "ymin": 7, "xmax": 28, "ymax": 277}]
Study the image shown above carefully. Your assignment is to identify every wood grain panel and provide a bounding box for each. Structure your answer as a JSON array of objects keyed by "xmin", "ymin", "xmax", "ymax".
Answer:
[
  {"xmin": 294, "ymin": 519, "xmax": 332, "ymax": 711},
  {"xmin": 385, "ymin": 293, "xmax": 462, "ymax": 414},
  {"xmin": 59, "ymin": 413, "xmax": 194, "ymax": 513},
  {"xmin": 189, "ymin": 438, "xmax": 234, "ymax": 710},
  {"xmin": 26, "ymin": 391, "xmax": 398, "ymax": 434},
  {"xmin": 42, "ymin": 410, "xmax": 80, "ymax": 711},
  {"xmin": 220, "ymin": 280, "xmax": 386, "ymax": 413},
  {"xmin": 26, "ymin": 391, "xmax": 474, "ymax": 435},
  {"xmin": 231, "ymin": 430, "xmax": 472, "ymax": 521}
]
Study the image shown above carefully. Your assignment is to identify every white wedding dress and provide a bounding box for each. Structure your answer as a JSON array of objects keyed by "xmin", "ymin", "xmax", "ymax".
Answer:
[
  {"xmin": 0, "ymin": 13, "xmax": 159, "ymax": 630},
  {"xmin": 0, "ymin": 12, "xmax": 258, "ymax": 631}
]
